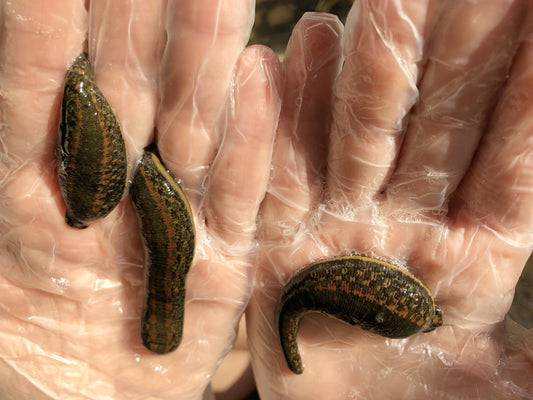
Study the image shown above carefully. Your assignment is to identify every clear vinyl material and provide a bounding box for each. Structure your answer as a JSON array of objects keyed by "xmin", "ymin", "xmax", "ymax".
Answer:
[
  {"xmin": 0, "ymin": 1, "xmax": 279, "ymax": 399},
  {"xmin": 0, "ymin": 1, "xmax": 532, "ymax": 400}
]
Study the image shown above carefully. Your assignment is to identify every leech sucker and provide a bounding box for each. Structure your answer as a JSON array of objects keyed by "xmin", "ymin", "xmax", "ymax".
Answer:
[
  {"xmin": 57, "ymin": 53, "xmax": 128, "ymax": 229},
  {"xmin": 130, "ymin": 145, "xmax": 195, "ymax": 354},
  {"xmin": 276, "ymin": 255, "xmax": 443, "ymax": 374}
]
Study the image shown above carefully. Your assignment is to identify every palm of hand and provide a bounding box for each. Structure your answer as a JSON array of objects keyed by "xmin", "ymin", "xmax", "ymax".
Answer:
[
  {"xmin": 248, "ymin": 2, "xmax": 533, "ymax": 399},
  {"xmin": 1, "ymin": 1, "xmax": 533, "ymax": 400},
  {"xmin": 0, "ymin": 1, "xmax": 280, "ymax": 399}
]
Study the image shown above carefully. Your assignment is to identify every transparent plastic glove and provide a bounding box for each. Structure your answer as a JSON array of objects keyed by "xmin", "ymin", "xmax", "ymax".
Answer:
[
  {"xmin": 0, "ymin": 1, "xmax": 281, "ymax": 399},
  {"xmin": 248, "ymin": 3, "xmax": 533, "ymax": 399}
]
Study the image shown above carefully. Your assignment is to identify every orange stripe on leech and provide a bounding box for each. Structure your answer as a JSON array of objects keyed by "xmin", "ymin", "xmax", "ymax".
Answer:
[
  {"xmin": 142, "ymin": 165, "xmax": 179, "ymax": 304},
  {"xmin": 315, "ymin": 274, "xmax": 422, "ymax": 322},
  {"xmin": 149, "ymin": 152, "xmax": 194, "ymax": 223},
  {"xmin": 165, "ymin": 301, "xmax": 174, "ymax": 328},
  {"xmin": 87, "ymin": 91, "xmax": 118, "ymax": 214},
  {"xmin": 166, "ymin": 331, "xmax": 174, "ymax": 351},
  {"xmin": 66, "ymin": 96, "xmax": 84, "ymax": 163},
  {"xmin": 147, "ymin": 300, "xmax": 159, "ymax": 343}
]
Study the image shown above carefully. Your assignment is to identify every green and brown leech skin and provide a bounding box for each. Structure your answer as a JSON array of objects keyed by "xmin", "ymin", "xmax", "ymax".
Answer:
[
  {"xmin": 130, "ymin": 146, "xmax": 196, "ymax": 354},
  {"xmin": 57, "ymin": 53, "xmax": 128, "ymax": 229},
  {"xmin": 276, "ymin": 255, "xmax": 443, "ymax": 374}
]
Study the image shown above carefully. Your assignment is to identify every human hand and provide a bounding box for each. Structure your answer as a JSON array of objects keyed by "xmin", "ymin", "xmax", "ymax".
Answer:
[
  {"xmin": 0, "ymin": 1, "xmax": 281, "ymax": 399},
  {"xmin": 248, "ymin": 2, "xmax": 533, "ymax": 399}
]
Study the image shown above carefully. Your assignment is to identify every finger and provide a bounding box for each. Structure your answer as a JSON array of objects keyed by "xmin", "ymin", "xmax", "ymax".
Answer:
[
  {"xmin": 387, "ymin": 0, "xmax": 529, "ymax": 214},
  {"xmin": 451, "ymin": 17, "xmax": 533, "ymax": 248},
  {"xmin": 259, "ymin": 13, "xmax": 343, "ymax": 241},
  {"xmin": 156, "ymin": 0, "xmax": 254, "ymax": 195},
  {"xmin": 326, "ymin": 0, "xmax": 436, "ymax": 210},
  {"xmin": 204, "ymin": 45, "xmax": 282, "ymax": 250},
  {"xmin": 0, "ymin": 0, "xmax": 87, "ymax": 163},
  {"xmin": 89, "ymin": 0, "xmax": 164, "ymax": 161}
]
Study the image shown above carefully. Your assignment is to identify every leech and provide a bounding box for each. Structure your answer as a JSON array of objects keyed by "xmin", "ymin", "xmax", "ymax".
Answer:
[
  {"xmin": 57, "ymin": 53, "xmax": 128, "ymax": 229},
  {"xmin": 276, "ymin": 255, "xmax": 443, "ymax": 374},
  {"xmin": 130, "ymin": 145, "xmax": 195, "ymax": 354}
]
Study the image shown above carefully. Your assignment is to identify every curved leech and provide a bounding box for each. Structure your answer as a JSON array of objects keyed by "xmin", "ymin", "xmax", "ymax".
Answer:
[
  {"xmin": 276, "ymin": 255, "xmax": 443, "ymax": 374},
  {"xmin": 130, "ymin": 145, "xmax": 195, "ymax": 354}
]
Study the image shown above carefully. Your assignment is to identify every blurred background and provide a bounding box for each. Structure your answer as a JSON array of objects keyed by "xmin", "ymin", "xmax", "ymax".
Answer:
[{"xmin": 248, "ymin": 0, "xmax": 354, "ymax": 55}]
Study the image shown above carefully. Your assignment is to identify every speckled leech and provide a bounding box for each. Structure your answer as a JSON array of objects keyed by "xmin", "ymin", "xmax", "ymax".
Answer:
[{"xmin": 276, "ymin": 255, "xmax": 443, "ymax": 374}]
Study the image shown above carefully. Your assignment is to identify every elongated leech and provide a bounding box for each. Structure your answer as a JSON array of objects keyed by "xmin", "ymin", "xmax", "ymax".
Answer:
[
  {"xmin": 130, "ymin": 146, "xmax": 195, "ymax": 354},
  {"xmin": 57, "ymin": 53, "xmax": 128, "ymax": 229},
  {"xmin": 276, "ymin": 255, "xmax": 443, "ymax": 374}
]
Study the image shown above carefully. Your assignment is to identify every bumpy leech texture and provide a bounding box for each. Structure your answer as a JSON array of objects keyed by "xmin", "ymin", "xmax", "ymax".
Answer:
[
  {"xmin": 57, "ymin": 53, "xmax": 128, "ymax": 229},
  {"xmin": 130, "ymin": 147, "xmax": 195, "ymax": 354},
  {"xmin": 276, "ymin": 256, "xmax": 442, "ymax": 374}
]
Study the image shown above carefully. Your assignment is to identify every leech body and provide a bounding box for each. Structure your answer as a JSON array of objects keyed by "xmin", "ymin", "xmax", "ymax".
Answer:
[
  {"xmin": 276, "ymin": 255, "xmax": 443, "ymax": 374},
  {"xmin": 130, "ymin": 146, "xmax": 195, "ymax": 354},
  {"xmin": 57, "ymin": 53, "xmax": 128, "ymax": 229}
]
